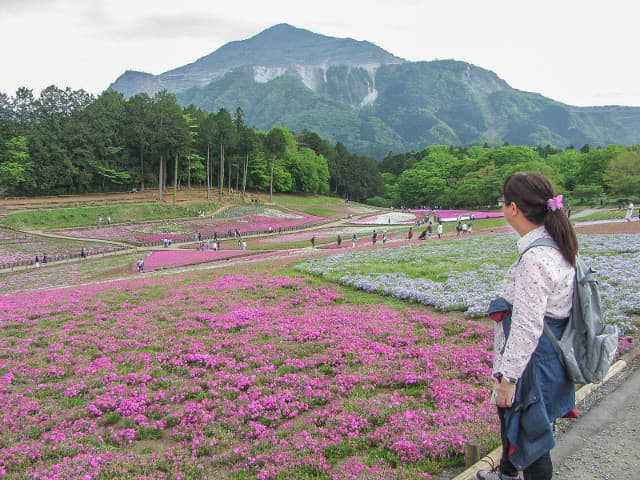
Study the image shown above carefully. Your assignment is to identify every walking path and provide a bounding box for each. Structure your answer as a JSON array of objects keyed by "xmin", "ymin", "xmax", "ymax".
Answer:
[{"xmin": 552, "ymin": 354, "xmax": 640, "ymax": 479}]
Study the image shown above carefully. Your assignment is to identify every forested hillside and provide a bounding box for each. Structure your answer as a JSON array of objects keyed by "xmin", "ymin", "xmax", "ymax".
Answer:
[
  {"xmin": 1, "ymin": 86, "xmax": 638, "ymax": 207},
  {"xmin": 0, "ymin": 87, "xmax": 382, "ymax": 203}
]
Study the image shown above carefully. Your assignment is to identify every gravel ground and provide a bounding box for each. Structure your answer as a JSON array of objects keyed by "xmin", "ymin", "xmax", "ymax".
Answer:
[{"xmin": 551, "ymin": 356, "xmax": 640, "ymax": 479}]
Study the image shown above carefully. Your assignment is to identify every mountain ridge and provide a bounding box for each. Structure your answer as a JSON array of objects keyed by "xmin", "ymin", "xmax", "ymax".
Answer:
[{"xmin": 109, "ymin": 24, "xmax": 640, "ymax": 157}]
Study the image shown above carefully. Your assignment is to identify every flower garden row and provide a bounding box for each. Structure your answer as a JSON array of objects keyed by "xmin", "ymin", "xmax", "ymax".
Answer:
[
  {"xmin": 0, "ymin": 268, "xmax": 499, "ymax": 479},
  {"xmin": 52, "ymin": 209, "xmax": 327, "ymax": 246},
  {"xmin": 295, "ymin": 232, "xmax": 640, "ymax": 332}
]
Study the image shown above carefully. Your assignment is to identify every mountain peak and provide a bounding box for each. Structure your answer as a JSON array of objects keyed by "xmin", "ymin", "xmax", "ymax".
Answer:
[
  {"xmin": 250, "ymin": 23, "xmax": 327, "ymax": 43},
  {"xmin": 109, "ymin": 24, "xmax": 405, "ymax": 97}
]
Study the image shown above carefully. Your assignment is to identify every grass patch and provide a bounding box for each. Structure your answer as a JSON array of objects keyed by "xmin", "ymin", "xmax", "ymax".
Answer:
[
  {"xmin": 303, "ymin": 207, "xmax": 338, "ymax": 218},
  {"xmin": 572, "ymin": 209, "xmax": 624, "ymax": 221},
  {"xmin": 2, "ymin": 203, "xmax": 218, "ymax": 230},
  {"xmin": 271, "ymin": 195, "xmax": 344, "ymax": 208}
]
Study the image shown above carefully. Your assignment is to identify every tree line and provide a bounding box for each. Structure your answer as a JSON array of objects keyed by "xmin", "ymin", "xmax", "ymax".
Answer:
[
  {"xmin": 1, "ymin": 85, "xmax": 638, "ymax": 208},
  {"xmin": 377, "ymin": 143, "xmax": 640, "ymax": 209},
  {"xmin": 0, "ymin": 86, "xmax": 383, "ymax": 203}
]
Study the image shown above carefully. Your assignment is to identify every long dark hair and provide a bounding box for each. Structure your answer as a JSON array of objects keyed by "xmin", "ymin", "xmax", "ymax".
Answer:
[{"xmin": 503, "ymin": 172, "xmax": 578, "ymax": 266}]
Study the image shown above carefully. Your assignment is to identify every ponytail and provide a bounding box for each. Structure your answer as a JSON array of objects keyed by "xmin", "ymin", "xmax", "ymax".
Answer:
[
  {"xmin": 503, "ymin": 172, "xmax": 578, "ymax": 266},
  {"xmin": 544, "ymin": 208, "xmax": 578, "ymax": 266}
]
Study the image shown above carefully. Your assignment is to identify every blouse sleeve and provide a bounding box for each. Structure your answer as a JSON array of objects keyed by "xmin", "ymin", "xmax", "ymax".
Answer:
[{"xmin": 500, "ymin": 251, "xmax": 555, "ymax": 380}]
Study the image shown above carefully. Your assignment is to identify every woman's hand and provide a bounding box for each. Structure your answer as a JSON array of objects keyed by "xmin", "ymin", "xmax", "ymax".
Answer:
[{"xmin": 496, "ymin": 378, "xmax": 517, "ymax": 408}]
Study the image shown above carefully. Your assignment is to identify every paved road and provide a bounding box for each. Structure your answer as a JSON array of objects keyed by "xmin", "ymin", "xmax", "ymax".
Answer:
[{"xmin": 552, "ymin": 361, "xmax": 640, "ymax": 479}]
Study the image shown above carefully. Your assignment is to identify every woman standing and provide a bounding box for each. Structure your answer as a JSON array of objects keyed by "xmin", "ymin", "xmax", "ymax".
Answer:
[{"xmin": 478, "ymin": 172, "xmax": 577, "ymax": 480}]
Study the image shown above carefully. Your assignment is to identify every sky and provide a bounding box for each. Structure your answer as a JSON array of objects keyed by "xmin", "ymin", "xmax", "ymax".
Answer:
[{"xmin": 2, "ymin": 0, "xmax": 638, "ymax": 107}]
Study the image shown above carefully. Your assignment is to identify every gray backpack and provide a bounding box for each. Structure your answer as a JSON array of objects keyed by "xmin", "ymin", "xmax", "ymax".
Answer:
[{"xmin": 521, "ymin": 238, "xmax": 619, "ymax": 384}]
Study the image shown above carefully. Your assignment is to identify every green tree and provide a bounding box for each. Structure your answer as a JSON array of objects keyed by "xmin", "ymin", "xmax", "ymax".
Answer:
[
  {"xmin": 265, "ymin": 127, "xmax": 287, "ymax": 201},
  {"xmin": 574, "ymin": 146, "xmax": 622, "ymax": 190},
  {"xmin": 150, "ymin": 91, "xmax": 190, "ymax": 200},
  {"xmin": 236, "ymin": 126, "xmax": 259, "ymax": 200},
  {"xmin": 182, "ymin": 112, "xmax": 203, "ymax": 189},
  {"xmin": 212, "ymin": 108, "xmax": 235, "ymax": 200},
  {"xmin": 82, "ymin": 90, "xmax": 128, "ymax": 191},
  {"xmin": 547, "ymin": 149, "xmax": 583, "ymax": 192},
  {"xmin": 124, "ymin": 93, "xmax": 153, "ymax": 190},
  {"xmin": 288, "ymin": 147, "xmax": 330, "ymax": 194},
  {"xmin": 603, "ymin": 150, "xmax": 640, "ymax": 197},
  {"xmin": 1, "ymin": 136, "xmax": 34, "ymax": 196},
  {"xmin": 572, "ymin": 184, "xmax": 604, "ymax": 205},
  {"xmin": 11, "ymin": 87, "xmax": 36, "ymax": 130}
]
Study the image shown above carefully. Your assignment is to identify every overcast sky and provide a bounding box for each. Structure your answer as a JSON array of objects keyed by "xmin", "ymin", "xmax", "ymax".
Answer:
[{"xmin": 2, "ymin": 0, "xmax": 638, "ymax": 106}]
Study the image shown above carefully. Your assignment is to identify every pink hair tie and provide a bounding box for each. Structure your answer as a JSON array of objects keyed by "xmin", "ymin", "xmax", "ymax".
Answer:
[{"xmin": 547, "ymin": 194, "xmax": 564, "ymax": 211}]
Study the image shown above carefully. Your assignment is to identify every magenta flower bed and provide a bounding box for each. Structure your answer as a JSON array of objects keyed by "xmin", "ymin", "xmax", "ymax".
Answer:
[
  {"xmin": 0, "ymin": 270, "xmax": 497, "ymax": 478},
  {"xmin": 135, "ymin": 249, "xmax": 251, "ymax": 272}
]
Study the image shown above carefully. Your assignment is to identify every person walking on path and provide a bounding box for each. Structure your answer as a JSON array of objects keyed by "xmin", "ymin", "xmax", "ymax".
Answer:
[
  {"xmin": 372, "ymin": 230, "xmax": 378, "ymax": 245},
  {"xmin": 351, "ymin": 233, "xmax": 357, "ymax": 247},
  {"xmin": 625, "ymin": 201, "xmax": 634, "ymax": 221},
  {"xmin": 337, "ymin": 234, "xmax": 342, "ymax": 247},
  {"xmin": 437, "ymin": 222, "xmax": 443, "ymax": 239},
  {"xmin": 479, "ymin": 172, "xmax": 578, "ymax": 480}
]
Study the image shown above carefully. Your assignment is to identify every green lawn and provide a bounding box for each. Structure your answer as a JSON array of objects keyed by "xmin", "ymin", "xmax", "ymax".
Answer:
[{"xmin": 2, "ymin": 202, "xmax": 218, "ymax": 230}]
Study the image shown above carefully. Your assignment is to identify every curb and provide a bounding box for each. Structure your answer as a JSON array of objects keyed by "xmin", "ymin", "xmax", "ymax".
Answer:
[{"xmin": 451, "ymin": 342, "xmax": 640, "ymax": 480}]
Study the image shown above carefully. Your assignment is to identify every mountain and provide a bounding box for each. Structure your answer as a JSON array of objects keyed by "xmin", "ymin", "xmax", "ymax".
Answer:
[
  {"xmin": 109, "ymin": 24, "xmax": 640, "ymax": 158},
  {"xmin": 109, "ymin": 24, "xmax": 404, "ymax": 98}
]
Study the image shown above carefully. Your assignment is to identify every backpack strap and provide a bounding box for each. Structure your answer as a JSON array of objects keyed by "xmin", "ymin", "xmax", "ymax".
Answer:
[{"xmin": 517, "ymin": 237, "xmax": 559, "ymax": 260}]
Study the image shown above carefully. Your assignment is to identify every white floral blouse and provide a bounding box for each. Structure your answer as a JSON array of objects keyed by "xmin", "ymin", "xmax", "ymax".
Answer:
[{"xmin": 493, "ymin": 226, "xmax": 575, "ymax": 381}]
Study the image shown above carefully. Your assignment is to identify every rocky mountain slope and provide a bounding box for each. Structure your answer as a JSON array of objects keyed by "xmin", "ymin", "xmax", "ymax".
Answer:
[{"xmin": 110, "ymin": 24, "xmax": 404, "ymax": 98}]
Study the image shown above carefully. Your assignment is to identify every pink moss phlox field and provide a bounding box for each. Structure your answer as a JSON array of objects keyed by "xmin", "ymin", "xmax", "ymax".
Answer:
[
  {"xmin": 0, "ymin": 228, "xmax": 124, "ymax": 266},
  {"xmin": 134, "ymin": 250, "xmax": 251, "ymax": 272},
  {"xmin": 0, "ymin": 269, "xmax": 497, "ymax": 478},
  {"xmin": 53, "ymin": 212, "xmax": 327, "ymax": 246}
]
